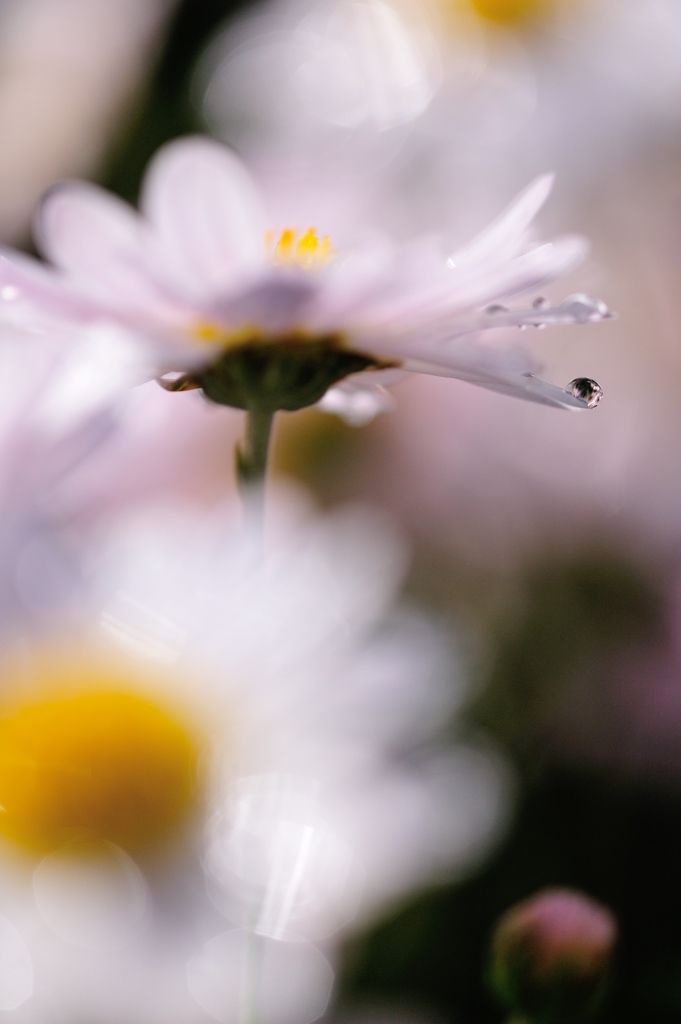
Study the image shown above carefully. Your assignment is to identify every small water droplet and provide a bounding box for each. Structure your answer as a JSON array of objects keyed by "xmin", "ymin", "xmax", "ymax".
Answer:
[
  {"xmin": 1, "ymin": 286, "xmax": 17, "ymax": 301},
  {"xmin": 485, "ymin": 303, "xmax": 508, "ymax": 315},
  {"xmin": 565, "ymin": 377, "xmax": 603, "ymax": 408},
  {"xmin": 559, "ymin": 294, "xmax": 610, "ymax": 323},
  {"xmin": 532, "ymin": 296, "xmax": 549, "ymax": 309}
]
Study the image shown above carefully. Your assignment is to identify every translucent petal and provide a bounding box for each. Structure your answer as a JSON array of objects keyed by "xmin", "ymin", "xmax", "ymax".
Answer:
[
  {"xmin": 36, "ymin": 184, "xmax": 176, "ymax": 317},
  {"xmin": 0, "ymin": 249, "xmax": 99, "ymax": 325},
  {"xmin": 401, "ymin": 340, "xmax": 599, "ymax": 410},
  {"xmin": 450, "ymin": 174, "xmax": 554, "ymax": 267},
  {"xmin": 142, "ymin": 136, "xmax": 268, "ymax": 300}
]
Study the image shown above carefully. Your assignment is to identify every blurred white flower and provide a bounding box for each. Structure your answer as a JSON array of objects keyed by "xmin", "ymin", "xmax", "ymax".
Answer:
[
  {"xmin": 0, "ymin": 495, "xmax": 510, "ymax": 1024},
  {"xmin": 0, "ymin": 322, "xmax": 139, "ymax": 643},
  {"xmin": 0, "ymin": 137, "xmax": 608, "ymax": 423},
  {"xmin": 199, "ymin": 0, "xmax": 681, "ymax": 212}
]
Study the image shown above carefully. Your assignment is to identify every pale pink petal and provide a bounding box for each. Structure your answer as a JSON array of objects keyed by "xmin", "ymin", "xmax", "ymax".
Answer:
[
  {"xmin": 36, "ymin": 183, "xmax": 181, "ymax": 319},
  {"xmin": 212, "ymin": 275, "xmax": 317, "ymax": 334},
  {"xmin": 350, "ymin": 235, "xmax": 588, "ymax": 335},
  {"xmin": 400, "ymin": 340, "xmax": 598, "ymax": 410},
  {"xmin": 141, "ymin": 136, "xmax": 268, "ymax": 301},
  {"xmin": 450, "ymin": 173, "xmax": 555, "ymax": 268},
  {"xmin": 0, "ymin": 249, "xmax": 101, "ymax": 327}
]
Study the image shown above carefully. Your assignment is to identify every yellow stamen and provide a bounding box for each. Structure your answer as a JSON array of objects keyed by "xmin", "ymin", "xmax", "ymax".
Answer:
[
  {"xmin": 0, "ymin": 653, "xmax": 200, "ymax": 854},
  {"xmin": 190, "ymin": 320, "xmax": 262, "ymax": 349},
  {"xmin": 269, "ymin": 227, "xmax": 334, "ymax": 269},
  {"xmin": 193, "ymin": 320, "xmax": 229, "ymax": 344},
  {"xmin": 274, "ymin": 227, "xmax": 297, "ymax": 264}
]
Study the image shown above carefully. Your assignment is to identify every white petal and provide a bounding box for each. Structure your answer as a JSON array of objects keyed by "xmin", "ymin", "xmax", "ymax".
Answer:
[
  {"xmin": 439, "ymin": 236, "xmax": 590, "ymax": 318},
  {"xmin": 450, "ymin": 173, "xmax": 555, "ymax": 268},
  {"xmin": 213, "ymin": 275, "xmax": 316, "ymax": 334},
  {"xmin": 0, "ymin": 249, "xmax": 98, "ymax": 325},
  {"xmin": 402, "ymin": 340, "xmax": 598, "ymax": 410},
  {"xmin": 36, "ymin": 183, "xmax": 177, "ymax": 318},
  {"xmin": 142, "ymin": 135, "xmax": 268, "ymax": 300}
]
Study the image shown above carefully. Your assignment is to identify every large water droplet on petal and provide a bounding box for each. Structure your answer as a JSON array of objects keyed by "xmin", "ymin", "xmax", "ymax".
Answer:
[
  {"xmin": 532, "ymin": 296, "xmax": 549, "ymax": 309},
  {"xmin": 485, "ymin": 304, "xmax": 509, "ymax": 315},
  {"xmin": 559, "ymin": 294, "xmax": 611, "ymax": 323},
  {"xmin": 565, "ymin": 378, "xmax": 603, "ymax": 408}
]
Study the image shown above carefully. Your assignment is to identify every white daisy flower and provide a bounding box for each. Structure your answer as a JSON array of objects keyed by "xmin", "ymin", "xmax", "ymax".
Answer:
[
  {"xmin": 0, "ymin": 497, "xmax": 509, "ymax": 1024},
  {"xmin": 0, "ymin": 136, "xmax": 609, "ymax": 425}
]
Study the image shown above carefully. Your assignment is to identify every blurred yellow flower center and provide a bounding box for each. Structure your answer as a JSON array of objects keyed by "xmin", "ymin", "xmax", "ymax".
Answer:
[
  {"xmin": 466, "ymin": 0, "xmax": 550, "ymax": 23},
  {"xmin": 267, "ymin": 227, "xmax": 334, "ymax": 269},
  {"xmin": 0, "ymin": 657, "xmax": 199, "ymax": 854}
]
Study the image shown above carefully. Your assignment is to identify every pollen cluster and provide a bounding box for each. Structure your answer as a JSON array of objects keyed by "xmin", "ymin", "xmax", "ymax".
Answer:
[
  {"xmin": 267, "ymin": 227, "xmax": 333, "ymax": 269},
  {"xmin": 0, "ymin": 654, "xmax": 199, "ymax": 854}
]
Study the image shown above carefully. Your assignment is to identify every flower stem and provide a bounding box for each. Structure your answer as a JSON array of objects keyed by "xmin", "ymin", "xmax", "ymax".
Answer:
[{"xmin": 236, "ymin": 406, "xmax": 275, "ymax": 527}]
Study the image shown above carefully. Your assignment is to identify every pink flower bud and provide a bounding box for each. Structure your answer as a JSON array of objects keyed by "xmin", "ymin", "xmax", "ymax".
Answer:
[{"xmin": 489, "ymin": 888, "xmax": 617, "ymax": 1023}]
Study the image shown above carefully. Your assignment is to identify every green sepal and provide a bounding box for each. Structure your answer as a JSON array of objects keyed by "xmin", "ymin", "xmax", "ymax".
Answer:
[{"xmin": 194, "ymin": 337, "xmax": 380, "ymax": 412}]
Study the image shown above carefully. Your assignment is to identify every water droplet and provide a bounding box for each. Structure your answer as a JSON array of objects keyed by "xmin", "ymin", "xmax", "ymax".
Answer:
[
  {"xmin": 565, "ymin": 378, "xmax": 603, "ymax": 408},
  {"xmin": 532, "ymin": 296, "xmax": 549, "ymax": 309},
  {"xmin": 485, "ymin": 304, "xmax": 508, "ymax": 315},
  {"xmin": 559, "ymin": 294, "xmax": 610, "ymax": 323}
]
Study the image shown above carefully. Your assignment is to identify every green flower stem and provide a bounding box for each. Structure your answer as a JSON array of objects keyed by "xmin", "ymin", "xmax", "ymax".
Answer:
[{"xmin": 235, "ymin": 406, "xmax": 276, "ymax": 528}]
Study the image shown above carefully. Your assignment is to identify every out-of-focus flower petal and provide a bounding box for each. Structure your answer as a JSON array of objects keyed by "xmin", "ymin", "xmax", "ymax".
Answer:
[
  {"xmin": 141, "ymin": 135, "xmax": 269, "ymax": 299},
  {"xmin": 401, "ymin": 340, "xmax": 596, "ymax": 410},
  {"xmin": 450, "ymin": 173, "xmax": 555, "ymax": 268},
  {"xmin": 36, "ymin": 183, "xmax": 179, "ymax": 318}
]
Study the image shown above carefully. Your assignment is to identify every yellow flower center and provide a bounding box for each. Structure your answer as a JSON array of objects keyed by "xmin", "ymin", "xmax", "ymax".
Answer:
[
  {"xmin": 466, "ymin": 0, "xmax": 550, "ymax": 23},
  {"xmin": 0, "ymin": 653, "xmax": 200, "ymax": 854}
]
